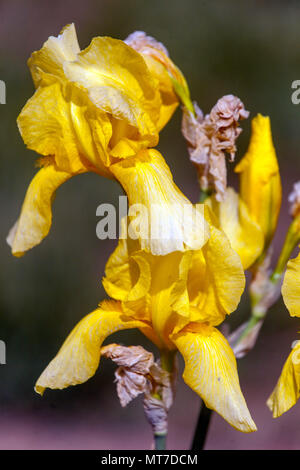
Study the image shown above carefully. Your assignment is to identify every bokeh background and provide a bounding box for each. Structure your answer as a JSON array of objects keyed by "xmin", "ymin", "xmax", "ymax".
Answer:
[{"xmin": 1, "ymin": 0, "xmax": 300, "ymax": 450}]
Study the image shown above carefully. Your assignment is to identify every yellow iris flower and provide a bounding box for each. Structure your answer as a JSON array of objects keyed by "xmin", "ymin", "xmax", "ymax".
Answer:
[
  {"xmin": 267, "ymin": 250, "xmax": 300, "ymax": 417},
  {"xmin": 35, "ymin": 211, "xmax": 256, "ymax": 433},
  {"xmin": 206, "ymin": 114, "xmax": 281, "ymax": 269},
  {"xmin": 7, "ymin": 24, "xmax": 202, "ymax": 257}
]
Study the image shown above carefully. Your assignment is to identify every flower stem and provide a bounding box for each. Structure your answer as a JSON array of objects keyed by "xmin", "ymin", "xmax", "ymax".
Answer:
[
  {"xmin": 199, "ymin": 189, "xmax": 212, "ymax": 203},
  {"xmin": 160, "ymin": 349, "xmax": 176, "ymax": 373},
  {"xmin": 154, "ymin": 433, "xmax": 167, "ymax": 450},
  {"xmin": 190, "ymin": 401, "xmax": 212, "ymax": 451},
  {"xmin": 271, "ymin": 215, "xmax": 300, "ymax": 281}
]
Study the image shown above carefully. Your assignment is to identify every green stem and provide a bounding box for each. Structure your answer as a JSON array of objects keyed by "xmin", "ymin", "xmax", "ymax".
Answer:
[
  {"xmin": 154, "ymin": 433, "xmax": 167, "ymax": 450},
  {"xmin": 271, "ymin": 216, "xmax": 300, "ymax": 281},
  {"xmin": 235, "ymin": 315, "xmax": 261, "ymax": 345},
  {"xmin": 169, "ymin": 75, "xmax": 195, "ymax": 116},
  {"xmin": 190, "ymin": 401, "xmax": 212, "ymax": 451},
  {"xmin": 199, "ymin": 189, "xmax": 212, "ymax": 203},
  {"xmin": 160, "ymin": 349, "xmax": 176, "ymax": 373}
]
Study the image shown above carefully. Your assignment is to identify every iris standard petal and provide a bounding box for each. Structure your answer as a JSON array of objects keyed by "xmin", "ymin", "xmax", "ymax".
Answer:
[
  {"xmin": 28, "ymin": 23, "xmax": 80, "ymax": 87},
  {"xmin": 17, "ymin": 82, "xmax": 112, "ymax": 174},
  {"xmin": 63, "ymin": 36, "xmax": 161, "ymax": 144}
]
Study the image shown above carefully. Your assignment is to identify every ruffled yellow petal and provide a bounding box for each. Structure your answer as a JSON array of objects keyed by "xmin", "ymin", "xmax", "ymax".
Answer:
[
  {"xmin": 63, "ymin": 37, "xmax": 161, "ymax": 145},
  {"xmin": 110, "ymin": 149, "xmax": 209, "ymax": 255},
  {"xmin": 124, "ymin": 31, "xmax": 186, "ymax": 130},
  {"xmin": 267, "ymin": 341, "xmax": 300, "ymax": 417},
  {"xmin": 149, "ymin": 251, "xmax": 192, "ymax": 348},
  {"xmin": 28, "ymin": 23, "xmax": 80, "ymax": 87},
  {"xmin": 206, "ymin": 187, "xmax": 264, "ymax": 269},
  {"xmin": 35, "ymin": 300, "xmax": 150, "ymax": 395},
  {"xmin": 235, "ymin": 114, "xmax": 282, "ymax": 247},
  {"xmin": 172, "ymin": 324, "xmax": 257, "ymax": 432},
  {"xmin": 187, "ymin": 219, "xmax": 245, "ymax": 326},
  {"xmin": 282, "ymin": 251, "xmax": 300, "ymax": 318},
  {"xmin": 103, "ymin": 241, "xmax": 151, "ymax": 303},
  {"xmin": 17, "ymin": 82, "xmax": 112, "ymax": 174},
  {"xmin": 102, "ymin": 228, "xmax": 191, "ymax": 341},
  {"xmin": 7, "ymin": 160, "xmax": 77, "ymax": 257},
  {"xmin": 141, "ymin": 54, "xmax": 179, "ymax": 131}
]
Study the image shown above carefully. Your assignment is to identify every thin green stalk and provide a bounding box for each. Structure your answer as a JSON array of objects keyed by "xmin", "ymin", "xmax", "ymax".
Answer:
[
  {"xmin": 199, "ymin": 189, "xmax": 212, "ymax": 203},
  {"xmin": 271, "ymin": 216, "xmax": 300, "ymax": 281},
  {"xmin": 160, "ymin": 349, "xmax": 176, "ymax": 373},
  {"xmin": 154, "ymin": 433, "xmax": 167, "ymax": 450}
]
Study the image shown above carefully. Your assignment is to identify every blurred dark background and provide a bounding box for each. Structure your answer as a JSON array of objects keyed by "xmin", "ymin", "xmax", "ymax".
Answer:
[{"xmin": 1, "ymin": 0, "xmax": 300, "ymax": 449}]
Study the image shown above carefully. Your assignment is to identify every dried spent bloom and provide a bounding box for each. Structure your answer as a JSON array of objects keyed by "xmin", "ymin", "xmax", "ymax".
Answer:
[
  {"xmin": 288, "ymin": 181, "xmax": 300, "ymax": 218},
  {"xmin": 100, "ymin": 343, "xmax": 154, "ymax": 407},
  {"xmin": 125, "ymin": 31, "xmax": 169, "ymax": 58},
  {"xmin": 101, "ymin": 343, "xmax": 174, "ymax": 434},
  {"xmin": 182, "ymin": 95, "xmax": 249, "ymax": 201}
]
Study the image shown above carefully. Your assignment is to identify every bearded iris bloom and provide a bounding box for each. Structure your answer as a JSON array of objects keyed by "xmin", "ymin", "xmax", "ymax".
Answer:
[
  {"xmin": 35, "ymin": 210, "xmax": 256, "ymax": 433},
  {"xmin": 9, "ymin": 24, "xmax": 259, "ymax": 443},
  {"xmin": 7, "ymin": 24, "xmax": 203, "ymax": 257}
]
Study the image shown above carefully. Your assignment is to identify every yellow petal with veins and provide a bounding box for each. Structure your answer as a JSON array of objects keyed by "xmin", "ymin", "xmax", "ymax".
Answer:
[
  {"xmin": 282, "ymin": 251, "xmax": 300, "ymax": 318},
  {"xmin": 267, "ymin": 341, "xmax": 300, "ymax": 417},
  {"xmin": 124, "ymin": 30, "xmax": 186, "ymax": 130},
  {"xmin": 141, "ymin": 54, "xmax": 179, "ymax": 131},
  {"xmin": 235, "ymin": 114, "xmax": 281, "ymax": 248},
  {"xmin": 172, "ymin": 324, "xmax": 257, "ymax": 432},
  {"xmin": 149, "ymin": 251, "xmax": 191, "ymax": 348},
  {"xmin": 7, "ymin": 160, "xmax": 79, "ymax": 257},
  {"xmin": 206, "ymin": 187, "xmax": 264, "ymax": 269},
  {"xmin": 28, "ymin": 23, "xmax": 80, "ymax": 87},
  {"xmin": 187, "ymin": 221, "xmax": 245, "ymax": 326},
  {"xmin": 35, "ymin": 300, "xmax": 150, "ymax": 395},
  {"xmin": 17, "ymin": 82, "xmax": 112, "ymax": 174},
  {"xmin": 110, "ymin": 149, "xmax": 209, "ymax": 255},
  {"xmin": 103, "ymin": 247, "xmax": 151, "ymax": 303},
  {"xmin": 64, "ymin": 36, "xmax": 161, "ymax": 144},
  {"xmin": 102, "ymin": 228, "xmax": 192, "ymax": 346}
]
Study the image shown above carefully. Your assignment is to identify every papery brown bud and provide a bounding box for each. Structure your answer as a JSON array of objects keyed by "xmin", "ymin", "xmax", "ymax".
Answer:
[{"xmin": 182, "ymin": 95, "xmax": 249, "ymax": 201}]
